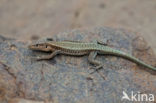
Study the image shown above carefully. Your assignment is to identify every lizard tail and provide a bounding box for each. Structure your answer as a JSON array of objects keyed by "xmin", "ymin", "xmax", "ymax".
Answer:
[{"xmin": 101, "ymin": 47, "xmax": 156, "ymax": 71}]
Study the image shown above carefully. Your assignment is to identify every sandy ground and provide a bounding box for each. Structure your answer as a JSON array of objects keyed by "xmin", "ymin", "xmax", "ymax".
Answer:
[{"xmin": 0, "ymin": 0, "xmax": 156, "ymax": 54}]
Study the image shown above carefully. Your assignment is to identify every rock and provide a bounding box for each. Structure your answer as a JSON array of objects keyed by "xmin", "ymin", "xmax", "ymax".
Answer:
[{"xmin": 0, "ymin": 27, "xmax": 156, "ymax": 103}]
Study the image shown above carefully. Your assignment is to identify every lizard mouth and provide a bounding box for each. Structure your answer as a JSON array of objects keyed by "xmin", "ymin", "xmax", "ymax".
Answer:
[
  {"xmin": 28, "ymin": 44, "xmax": 51, "ymax": 52},
  {"xmin": 28, "ymin": 45, "xmax": 37, "ymax": 50},
  {"xmin": 28, "ymin": 44, "xmax": 41, "ymax": 50}
]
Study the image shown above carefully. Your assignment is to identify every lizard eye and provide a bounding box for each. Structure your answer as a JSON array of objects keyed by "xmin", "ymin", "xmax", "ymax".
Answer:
[
  {"xmin": 45, "ymin": 45, "xmax": 48, "ymax": 48},
  {"xmin": 36, "ymin": 44, "xmax": 39, "ymax": 47}
]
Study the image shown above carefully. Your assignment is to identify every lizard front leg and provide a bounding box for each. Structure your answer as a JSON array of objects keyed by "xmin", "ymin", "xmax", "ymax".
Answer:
[
  {"xmin": 36, "ymin": 50, "xmax": 61, "ymax": 60},
  {"xmin": 88, "ymin": 51, "xmax": 103, "ymax": 71}
]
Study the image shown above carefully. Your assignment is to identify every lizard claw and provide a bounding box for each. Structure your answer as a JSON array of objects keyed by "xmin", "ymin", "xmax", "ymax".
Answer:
[
  {"xmin": 89, "ymin": 65, "xmax": 103, "ymax": 74},
  {"xmin": 89, "ymin": 65, "xmax": 106, "ymax": 80}
]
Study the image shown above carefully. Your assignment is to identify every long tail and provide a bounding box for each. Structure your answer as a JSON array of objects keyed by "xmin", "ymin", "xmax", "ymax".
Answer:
[{"xmin": 101, "ymin": 47, "xmax": 156, "ymax": 71}]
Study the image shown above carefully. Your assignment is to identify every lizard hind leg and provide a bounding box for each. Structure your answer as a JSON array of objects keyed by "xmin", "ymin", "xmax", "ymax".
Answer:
[
  {"xmin": 92, "ymin": 40, "xmax": 108, "ymax": 46},
  {"xmin": 88, "ymin": 51, "xmax": 103, "ymax": 72},
  {"xmin": 97, "ymin": 40, "xmax": 108, "ymax": 46},
  {"xmin": 88, "ymin": 51, "xmax": 106, "ymax": 79}
]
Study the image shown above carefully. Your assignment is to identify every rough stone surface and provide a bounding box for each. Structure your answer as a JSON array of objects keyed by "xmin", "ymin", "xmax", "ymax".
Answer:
[{"xmin": 0, "ymin": 27, "xmax": 156, "ymax": 103}]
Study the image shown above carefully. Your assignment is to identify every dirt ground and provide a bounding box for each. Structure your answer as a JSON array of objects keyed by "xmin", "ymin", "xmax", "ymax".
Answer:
[{"xmin": 0, "ymin": 0, "xmax": 156, "ymax": 54}]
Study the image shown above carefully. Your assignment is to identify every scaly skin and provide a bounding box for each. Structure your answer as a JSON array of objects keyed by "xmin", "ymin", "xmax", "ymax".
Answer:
[{"xmin": 28, "ymin": 40, "xmax": 156, "ymax": 71}]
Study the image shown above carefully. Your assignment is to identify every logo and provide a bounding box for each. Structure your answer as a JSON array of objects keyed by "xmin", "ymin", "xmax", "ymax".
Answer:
[{"xmin": 121, "ymin": 91, "xmax": 154, "ymax": 102}]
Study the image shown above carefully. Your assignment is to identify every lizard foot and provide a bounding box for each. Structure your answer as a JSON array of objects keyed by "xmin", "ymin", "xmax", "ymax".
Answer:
[
  {"xmin": 89, "ymin": 65, "xmax": 107, "ymax": 80},
  {"xmin": 89, "ymin": 65, "xmax": 103, "ymax": 74},
  {"xmin": 89, "ymin": 65, "xmax": 106, "ymax": 80}
]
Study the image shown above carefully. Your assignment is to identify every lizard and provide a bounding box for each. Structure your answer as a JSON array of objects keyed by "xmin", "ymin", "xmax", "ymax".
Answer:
[{"xmin": 28, "ymin": 39, "xmax": 156, "ymax": 71}]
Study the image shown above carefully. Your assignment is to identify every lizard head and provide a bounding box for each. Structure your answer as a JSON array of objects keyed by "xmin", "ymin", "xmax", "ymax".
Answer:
[{"xmin": 28, "ymin": 43, "xmax": 53, "ymax": 52}]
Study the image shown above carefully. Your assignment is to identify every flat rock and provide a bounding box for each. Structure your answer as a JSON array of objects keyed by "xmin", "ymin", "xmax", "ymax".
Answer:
[{"xmin": 0, "ymin": 27, "xmax": 156, "ymax": 103}]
